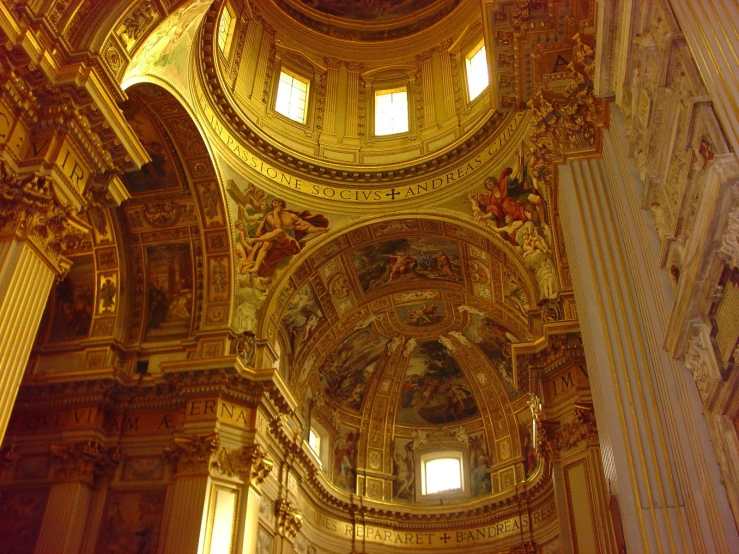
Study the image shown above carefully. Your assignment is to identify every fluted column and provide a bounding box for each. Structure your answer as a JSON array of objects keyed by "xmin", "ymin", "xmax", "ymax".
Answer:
[
  {"xmin": 436, "ymin": 41, "xmax": 457, "ymax": 122},
  {"xmin": 232, "ymin": 13, "xmax": 260, "ymax": 93},
  {"xmin": 668, "ymin": 0, "xmax": 739, "ymax": 153},
  {"xmin": 558, "ymin": 103, "xmax": 739, "ymax": 553}
]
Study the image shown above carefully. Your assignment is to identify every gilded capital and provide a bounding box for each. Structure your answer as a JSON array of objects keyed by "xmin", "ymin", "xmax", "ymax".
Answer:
[
  {"xmin": 211, "ymin": 444, "xmax": 273, "ymax": 484},
  {"xmin": 275, "ymin": 498, "xmax": 303, "ymax": 539},
  {"xmin": 0, "ymin": 163, "xmax": 89, "ymax": 275},
  {"xmin": 164, "ymin": 433, "xmax": 220, "ymax": 475},
  {"xmin": 50, "ymin": 440, "xmax": 120, "ymax": 484}
]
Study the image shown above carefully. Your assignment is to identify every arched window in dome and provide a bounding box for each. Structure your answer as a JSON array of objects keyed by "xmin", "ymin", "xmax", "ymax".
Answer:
[{"xmin": 465, "ymin": 40, "xmax": 489, "ymax": 102}]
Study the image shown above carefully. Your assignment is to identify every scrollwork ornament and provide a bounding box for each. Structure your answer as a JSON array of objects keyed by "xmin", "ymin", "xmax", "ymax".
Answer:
[
  {"xmin": 528, "ymin": 34, "xmax": 602, "ymax": 187},
  {"xmin": 0, "ymin": 163, "xmax": 88, "ymax": 274}
]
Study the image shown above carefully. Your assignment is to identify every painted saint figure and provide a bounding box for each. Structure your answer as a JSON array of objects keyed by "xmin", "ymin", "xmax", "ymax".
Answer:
[{"xmin": 240, "ymin": 198, "xmax": 329, "ymax": 277}]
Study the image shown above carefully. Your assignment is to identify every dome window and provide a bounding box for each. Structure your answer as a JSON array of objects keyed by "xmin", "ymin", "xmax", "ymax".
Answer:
[
  {"xmin": 308, "ymin": 427, "xmax": 321, "ymax": 457},
  {"xmin": 217, "ymin": 3, "xmax": 236, "ymax": 54},
  {"xmin": 421, "ymin": 451, "xmax": 465, "ymax": 496},
  {"xmin": 275, "ymin": 70, "xmax": 310, "ymax": 124},
  {"xmin": 465, "ymin": 41, "xmax": 489, "ymax": 101},
  {"xmin": 375, "ymin": 87, "xmax": 409, "ymax": 136}
]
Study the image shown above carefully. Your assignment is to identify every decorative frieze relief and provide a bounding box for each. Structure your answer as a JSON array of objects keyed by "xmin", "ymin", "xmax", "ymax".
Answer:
[
  {"xmin": 211, "ymin": 444, "xmax": 273, "ymax": 484},
  {"xmin": 50, "ymin": 440, "xmax": 120, "ymax": 484}
]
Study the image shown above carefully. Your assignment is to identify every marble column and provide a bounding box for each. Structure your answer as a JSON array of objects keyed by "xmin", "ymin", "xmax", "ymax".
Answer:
[{"xmin": 557, "ymin": 103, "xmax": 739, "ymax": 553}]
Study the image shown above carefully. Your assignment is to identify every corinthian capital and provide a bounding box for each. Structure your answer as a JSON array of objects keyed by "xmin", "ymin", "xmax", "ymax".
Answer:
[
  {"xmin": 0, "ymin": 163, "xmax": 89, "ymax": 275},
  {"xmin": 211, "ymin": 444, "xmax": 273, "ymax": 484}
]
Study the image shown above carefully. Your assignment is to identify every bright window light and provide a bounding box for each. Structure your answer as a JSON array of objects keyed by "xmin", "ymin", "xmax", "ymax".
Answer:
[
  {"xmin": 218, "ymin": 5, "xmax": 234, "ymax": 53},
  {"xmin": 424, "ymin": 457, "xmax": 462, "ymax": 494},
  {"xmin": 308, "ymin": 428, "xmax": 321, "ymax": 456},
  {"xmin": 275, "ymin": 70, "xmax": 310, "ymax": 123},
  {"xmin": 375, "ymin": 87, "xmax": 409, "ymax": 136},
  {"xmin": 466, "ymin": 43, "xmax": 489, "ymax": 101}
]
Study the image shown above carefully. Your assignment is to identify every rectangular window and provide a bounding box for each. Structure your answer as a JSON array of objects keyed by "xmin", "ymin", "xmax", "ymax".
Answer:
[
  {"xmin": 375, "ymin": 87, "xmax": 409, "ymax": 136},
  {"xmin": 308, "ymin": 428, "xmax": 321, "ymax": 456},
  {"xmin": 218, "ymin": 5, "xmax": 235, "ymax": 53},
  {"xmin": 422, "ymin": 454, "xmax": 463, "ymax": 495},
  {"xmin": 275, "ymin": 70, "xmax": 310, "ymax": 124},
  {"xmin": 466, "ymin": 42, "xmax": 489, "ymax": 101}
]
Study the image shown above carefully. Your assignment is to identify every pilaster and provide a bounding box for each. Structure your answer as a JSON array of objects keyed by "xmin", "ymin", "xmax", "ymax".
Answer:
[
  {"xmin": 161, "ymin": 433, "xmax": 220, "ymax": 554},
  {"xmin": 34, "ymin": 440, "xmax": 120, "ymax": 554},
  {"xmin": 322, "ymin": 58, "xmax": 342, "ymax": 138},
  {"xmin": 557, "ymin": 104, "xmax": 739, "ymax": 552},
  {"xmin": 344, "ymin": 62, "xmax": 364, "ymax": 143}
]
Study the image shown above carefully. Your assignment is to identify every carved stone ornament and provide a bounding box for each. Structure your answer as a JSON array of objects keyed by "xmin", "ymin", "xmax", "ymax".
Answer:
[
  {"xmin": 538, "ymin": 404, "xmax": 598, "ymax": 458},
  {"xmin": 529, "ymin": 34, "xmax": 603, "ymax": 186},
  {"xmin": 50, "ymin": 440, "xmax": 121, "ymax": 484},
  {"xmin": 0, "ymin": 163, "xmax": 89, "ymax": 273},
  {"xmin": 164, "ymin": 433, "xmax": 220, "ymax": 475},
  {"xmin": 211, "ymin": 444, "xmax": 273, "ymax": 484},
  {"xmin": 720, "ymin": 204, "xmax": 739, "ymax": 270},
  {"xmin": 274, "ymin": 498, "xmax": 303, "ymax": 539},
  {"xmin": 683, "ymin": 323, "xmax": 720, "ymax": 400}
]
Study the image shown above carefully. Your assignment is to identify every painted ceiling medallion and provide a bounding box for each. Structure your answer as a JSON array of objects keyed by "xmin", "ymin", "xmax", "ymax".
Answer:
[{"xmin": 273, "ymin": 0, "xmax": 462, "ymax": 41}]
